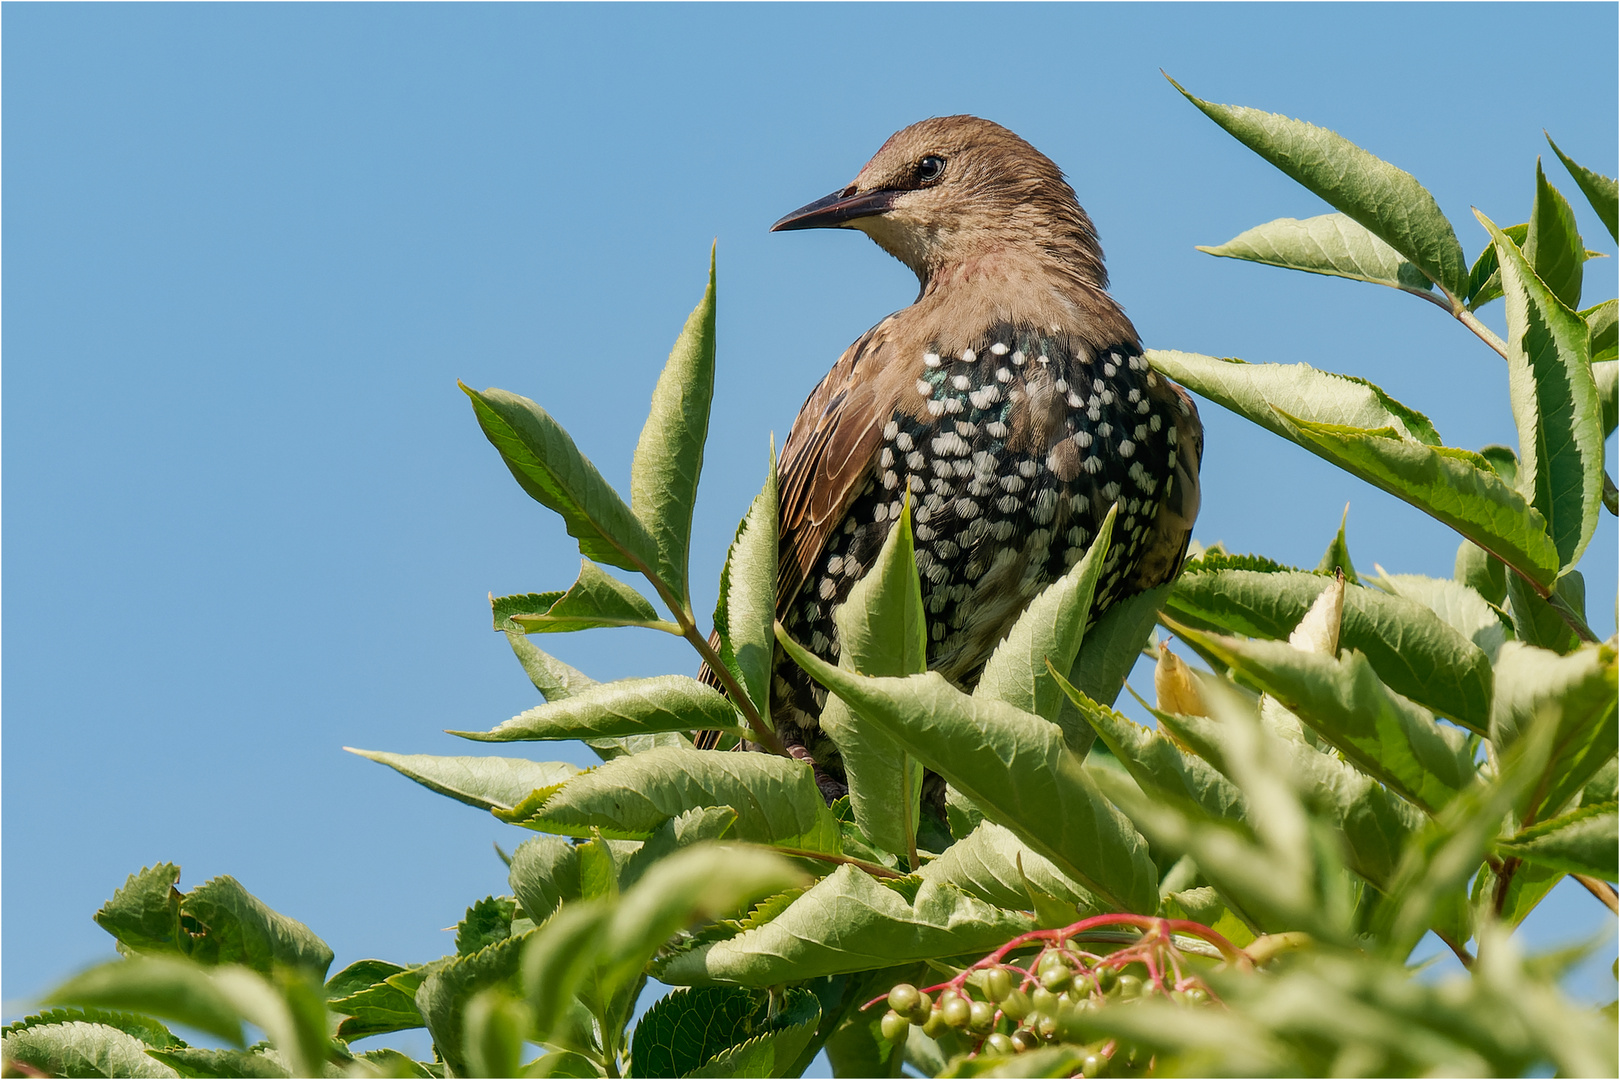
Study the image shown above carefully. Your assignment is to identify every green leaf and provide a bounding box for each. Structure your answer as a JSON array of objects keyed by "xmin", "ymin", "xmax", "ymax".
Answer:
[
  {"xmin": 1471, "ymin": 226, "xmax": 1607, "ymax": 312},
  {"xmin": 47, "ymin": 960, "xmax": 324, "ymax": 1076},
  {"xmin": 2, "ymin": 1009, "xmax": 182, "ymax": 1050},
  {"xmin": 777, "ymin": 633, "xmax": 1157, "ymax": 913},
  {"xmin": 818, "ymin": 501, "xmax": 927, "ymax": 861},
  {"xmin": 1374, "ymin": 571, "xmax": 1509, "ymax": 664},
  {"xmin": 918, "ymin": 820, "xmax": 1101, "ymax": 917},
  {"xmin": 1582, "ymin": 757, "xmax": 1617, "ymax": 806},
  {"xmin": 462, "ymin": 382, "xmax": 660, "ymax": 578},
  {"xmin": 1066, "ymin": 584, "xmax": 1170, "ymax": 710},
  {"xmin": 508, "ymin": 836, "xmax": 582, "ymax": 925},
  {"xmin": 713, "ymin": 446, "xmax": 779, "ymax": 717},
  {"xmin": 1490, "ymin": 640, "xmax": 1618, "ymax": 823},
  {"xmin": 1454, "ymin": 539, "xmax": 1507, "ymax": 606},
  {"xmin": 1088, "ymin": 760, "xmax": 1338, "ymax": 941},
  {"xmin": 497, "ymin": 560, "xmax": 677, "ymax": 635},
  {"xmin": 632, "ymin": 986, "xmax": 759, "ymax": 1078},
  {"xmin": 1145, "ymin": 350, "xmax": 1441, "ymax": 445},
  {"xmin": 1170, "ymin": 79, "xmax": 1469, "ymax": 299},
  {"xmin": 347, "ymin": 749, "xmax": 578, "ymax": 813},
  {"xmin": 1465, "ymin": 221, "xmax": 1526, "ymax": 311},
  {"xmin": 618, "ymin": 806, "xmax": 741, "ymax": 892},
  {"xmin": 324, "ymin": 958, "xmax": 404, "ymax": 1001},
  {"xmin": 95, "ymin": 864, "xmax": 184, "ymax": 957},
  {"xmin": 522, "ymin": 901, "xmax": 613, "ymax": 1048},
  {"xmin": 457, "ymin": 896, "xmax": 518, "ymax": 956},
  {"xmin": 1376, "ymin": 710, "xmax": 1557, "ymax": 958},
  {"xmin": 683, "ymin": 990, "xmax": 820, "ymax": 1079},
  {"xmin": 501, "ymin": 745, "xmax": 840, "ymax": 853},
  {"xmin": 1585, "ymin": 299, "xmax": 1618, "ymax": 363},
  {"xmin": 146, "ymin": 1047, "xmax": 285, "ymax": 1078},
  {"xmin": 1525, "ymin": 159, "xmax": 1587, "ymax": 310},
  {"xmin": 659, "ymin": 864, "xmax": 1033, "ymax": 986},
  {"xmin": 327, "ymin": 962, "xmax": 424, "ymax": 1043},
  {"xmin": 602, "ymin": 844, "xmax": 808, "ymax": 995},
  {"xmin": 1279, "ymin": 416, "xmax": 1562, "ymax": 589},
  {"xmin": 1, "ymin": 1022, "xmax": 181, "ymax": 1079},
  {"xmin": 1506, "ymin": 569, "xmax": 1584, "ymax": 655},
  {"xmin": 451, "ymin": 675, "xmax": 742, "ymax": 743},
  {"xmin": 1482, "ymin": 859, "xmax": 1564, "ymax": 931},
  {"xmin": 1153, "ymin": 698, "xmax": 1422, "ymax": 892},
  {"xmin": 1166, "ymin": 624, "xmax": 1474, "ymax": 813},
  {"xmin": 1498, "ymin": 801, "xmax": 1617, "ymax": 881},
  {"xmin": 1198, "ymin": 213, "xmax": 1440, "ymax": 300},
  {"xmin": 976, "ymin": 505, "xmax": 1117, "ymax": 748},
  {"xmin": 1061, "ymin": 682, "xmax": 1248, "ymax": 827},
  {"xmin": 631, "ymin": 248, "xmax": 717, "ymax": 608},
  {"xmin": 46, "ymin": 958, "xmax": 248, "ymax": 1048},
  {"xmin": 1168, "ymin": 568, "xmax": 1495, "ymax": 732},
  {"xmin": 1593, "ymin": 358, "xmax": 1617, "ymax": 439},
  {"xmin": 1161, "ymin": 886, "xmax": 1256, "ymax": 948},
  {"xmin": 631, "ymin": 986, "xmax": 819, "ymax": 1080},
  {"xmin": 463, "ymin": 987, "xmax": 530, "ymax": 1080},
  {"xmin": 417, "ymin": 931, "xmax": 535, "ymax": 1078},
  {"xmin": 1314, "ymin": 506, "xmax": 1359, "ymax": 584},
  {"xmin": 172, "ymin": 877, "xmax": 333, "ymax": 977},
  {"xmin": 1547, "ymin": 134, "xmax": 1618, "ymax": 242},
  {"xmin": 1481, "ymin": 211, "xmax": 1604, "ymax": 572}
]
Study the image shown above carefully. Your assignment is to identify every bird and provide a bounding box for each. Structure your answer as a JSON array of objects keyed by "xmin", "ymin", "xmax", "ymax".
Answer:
[{"xmin": 700, "ymin": 116, "xmax": 1202, "ymax": 803}]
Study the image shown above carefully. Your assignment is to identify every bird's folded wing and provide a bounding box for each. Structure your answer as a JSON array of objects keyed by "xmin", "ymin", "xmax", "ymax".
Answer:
[{"xmin": 777, "ymin": 328, "xmax": 890, "ymax": 611}]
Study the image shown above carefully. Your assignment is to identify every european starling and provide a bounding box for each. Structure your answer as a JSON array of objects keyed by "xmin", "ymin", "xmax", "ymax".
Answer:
[{"xmin": 704, "ymin": 116, "xmax": 1202, "ymax": 800}]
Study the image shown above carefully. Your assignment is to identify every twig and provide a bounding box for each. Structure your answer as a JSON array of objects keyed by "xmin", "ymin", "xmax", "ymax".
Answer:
[
  {"xmin": 1574, "ymin": 874, "xmax": 1619, "ymax": 915},
  {"xmin": 1454, "ymin": 307, "xmax": 1511, "ymax": 361},
  {"xmin": 1436, "ymin": 931, "xmax": 1476, "ymax": 970},
  {"xmin": 768, "ymin": 845, "xmax": 907, "ymax": 880}
]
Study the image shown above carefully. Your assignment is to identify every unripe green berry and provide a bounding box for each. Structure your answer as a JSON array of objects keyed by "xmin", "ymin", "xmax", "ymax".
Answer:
[
  {"xmin": 1030, "ymin": 986, "xmax": 1059, "ymax": 1014},
  {"xmin": 982, "ymin": 965, "xmax": 1013, "ymax": 1003},
  {"xmin": 879, "ymin": 1010, "xmax": 910, "ymax": 1044},
  {"xmin": 968, "ymin": 999, "xmax": 996, "ymax": 1032},
  {"xmin": 887, "ymin": 983, "xmax": 921, "ymax": 1016},
  {"xmin": 921, "ymin": 1008, "xmax": 946, "ymax": 1040},
  {"xmin": 1185, "ymin": 987, "xmax": 1209, "ymax": 1005},
  {"xmin": 1033, "ymin": 1012, "xmax": 1058, "ymax": 1041},
  {"xmin": 1094, "ymin": 967, "xmax": 1119, "ymax": 993},
  {"xmin": 1000, "ymin": 988, "xmax": 1032, "ymax": 1022},
  {"xmin": 1040, "ymin": 964, "xmax": 1073, "ymax": 992},
  {"xmin": 1117, "ymin": 974, "xmax": 1143, "ymax": 999},
  {"xmin": 1011, "ymin": 1028, "xmax": 1041, "ymax": 1053},
  {"xmin": 1082, "ymin": 1052, "xmax": 1109, "ymax": 1078},
  {"xmin": 909, "ymin": 990, "xmax": 934, "ymax": 1023},
  {"xmin": 983, "ymin": 1033, "xmax": 1015, "ymax": 1057},
  {"xmin": 940, "ymin": 993, "xmax": 972, "ymax": 1029}
]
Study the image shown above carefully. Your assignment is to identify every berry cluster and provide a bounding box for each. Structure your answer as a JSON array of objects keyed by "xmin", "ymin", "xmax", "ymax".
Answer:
[{"xmin": 871, "ymin": 915, "xmax": 1244, "ymax": 1076}]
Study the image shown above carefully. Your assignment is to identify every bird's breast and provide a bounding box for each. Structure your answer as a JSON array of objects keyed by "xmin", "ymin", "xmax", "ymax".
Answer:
[{"xmin": 777, "ymin": 324, "xmax": 1191, "ymax": 724}]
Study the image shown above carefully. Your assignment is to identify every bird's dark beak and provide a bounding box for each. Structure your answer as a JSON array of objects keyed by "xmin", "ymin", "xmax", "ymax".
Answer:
[{"xmin": 771, "ymin": 186, "xmax": 898, "ymax": 232}]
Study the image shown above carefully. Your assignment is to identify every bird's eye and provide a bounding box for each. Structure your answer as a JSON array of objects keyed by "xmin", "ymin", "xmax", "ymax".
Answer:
[{"xmin": 916, "ymin": 155, "xmax": 946, "ymax": 183}]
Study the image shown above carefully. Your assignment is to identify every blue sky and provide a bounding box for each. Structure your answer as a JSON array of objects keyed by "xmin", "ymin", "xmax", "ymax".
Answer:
[{"xmin": 5, "ymin": 0, "xmax": 1616, "ymax": 1038}]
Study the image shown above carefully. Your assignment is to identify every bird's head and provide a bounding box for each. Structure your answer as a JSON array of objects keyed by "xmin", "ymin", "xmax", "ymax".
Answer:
[{"xmin": 772, "ymin": 115, "xmax": 1107, "ymax": 291}]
